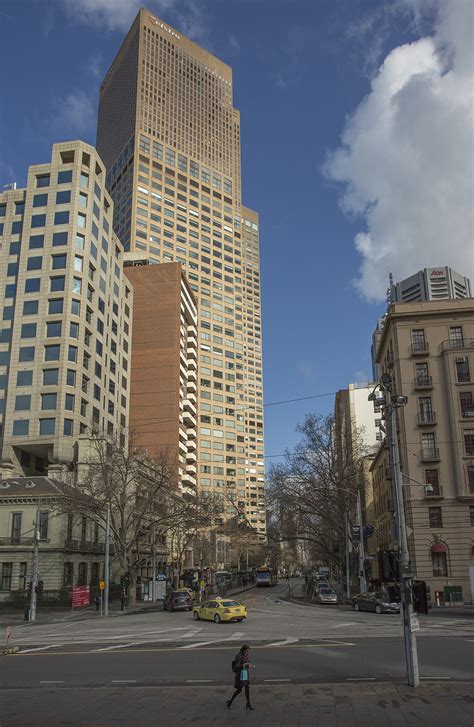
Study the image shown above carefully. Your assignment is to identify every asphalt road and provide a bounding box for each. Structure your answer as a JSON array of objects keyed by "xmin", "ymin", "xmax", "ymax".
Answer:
[{"xmin": 1, "ymin": 635, "xmax": 474, "ymax": 688}]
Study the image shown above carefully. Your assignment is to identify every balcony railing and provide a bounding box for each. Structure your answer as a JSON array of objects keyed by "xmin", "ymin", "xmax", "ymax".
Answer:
[
  {"xmin": 461, "ymin": 408, "xmax": 474, "ymax": 419},
  {"xmin": 420, "ymin": 447, "xmax": 440, "ymax": 462},
  {"xmin": 414, "ymin": 375, "xmax": 433, "ymax": 389},
  {"xmin": 64, "ymin": 539, "xmax": 107, "ymax": 553},
  {"xmin": 411, "ymin": 341, "xmax": 429, "ymax": 355},
  {"xmin": 441, "ymin": 338, "xmax": 474, "ymax": 352},
  {"xmin": 0, "ymin": 537, "xmax": 34, "ymax": 546},
  {"xmin": 417, "ymin": 411, "xmax": 437, "ymax": 425}
]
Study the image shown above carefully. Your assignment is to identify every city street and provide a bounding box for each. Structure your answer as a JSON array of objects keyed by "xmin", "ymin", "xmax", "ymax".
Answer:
[{"xmin": 1, "ymin": 584, "xmax": 473, "ymax": 725}]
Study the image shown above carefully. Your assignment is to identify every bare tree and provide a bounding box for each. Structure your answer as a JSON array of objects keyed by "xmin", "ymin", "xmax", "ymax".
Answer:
[
  {"xmin": 267, "ymin": 414, "xmax": 368, "ymax": 580},
  {"xmin": 57, "ymin": 432, "xmax": 223, "ymax": 606}
]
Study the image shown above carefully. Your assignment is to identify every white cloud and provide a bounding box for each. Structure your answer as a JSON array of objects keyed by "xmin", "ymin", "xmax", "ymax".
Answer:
[
  {"xmin": 324, "ymin": 0, "xmax": 474, "ymax": 302},
  {"xmin": 53, "ymin": 91, "xmax": 96, "ymax": 136},
  {"xmin": 62, "ymin": 0, "xmax": 206, "ymax": 37}
]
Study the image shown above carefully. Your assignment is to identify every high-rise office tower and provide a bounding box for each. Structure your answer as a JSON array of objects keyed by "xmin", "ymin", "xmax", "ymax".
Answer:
[
  {"xmin": 390, "ymin": 267, "xmax": 471, "ymax": 303},
  {"xmin": 0, "ymin": 141, "xmax": 132, "ymax": 478},
  {"xmin": 97, "ymin": 9, "xmax": 265, "ymax": 535}
]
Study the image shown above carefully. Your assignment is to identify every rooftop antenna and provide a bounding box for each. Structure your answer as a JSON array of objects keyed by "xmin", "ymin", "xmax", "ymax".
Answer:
[{"xmin": 386, "ymin": 272, "xmax": 394, "ymax": 308}]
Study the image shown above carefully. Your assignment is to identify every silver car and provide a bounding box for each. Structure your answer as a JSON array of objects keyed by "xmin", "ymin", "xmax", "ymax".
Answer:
[{"xmin": 318, "ymin": 588, "xmax": 338, "ymax": 604}]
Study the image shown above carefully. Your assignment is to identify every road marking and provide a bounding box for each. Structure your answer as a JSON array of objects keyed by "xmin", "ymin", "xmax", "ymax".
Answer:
[
  {"xmin": 329, "ymin": 622, "xmax": 359, "ymax": 629},
  {"xmin": 40, "ymin": 680, "xmax": 64, "ymax": 684},
  {"xmin": 420, "ymin": 676, "xmax": 451, "ymax": 680},
  {"xmin": 20, "ymin": 645, "xmax": 60, "ymax": 654},
  {"xmin": 111, "ymin": 680, "xmax": 137, "ymax": 684},
  {"xmin": 264, "ymin": 678, "xmax": 292, "ymax": 682},
  {"xmin": 266, "ymin": 637, "xmax": 299, "ymax": 647},
  {"xmin": 347, "ymin": 677, "xmax": 376, "ymax": 681},
  {"xmin": 187, "ymin": 679, "xmax": 213, "ymax": 683},
  {"xmin": 94, "ymin": 642, "xmax": 142, "ymax": 652},
  {"xmin": 180, "ymin": 631, "xmax": 245, "ymax": 649}
]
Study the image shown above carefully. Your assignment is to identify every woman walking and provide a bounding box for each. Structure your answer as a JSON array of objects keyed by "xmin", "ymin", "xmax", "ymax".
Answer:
[{"xmin": 226, "ymin": 644, "xmax": 254, "ymax": 710}]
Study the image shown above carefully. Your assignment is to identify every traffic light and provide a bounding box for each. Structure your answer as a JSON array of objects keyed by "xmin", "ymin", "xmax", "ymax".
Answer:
[{"xmin": 412, "ymin": 580, "xmax": 430, "ymax": 614}]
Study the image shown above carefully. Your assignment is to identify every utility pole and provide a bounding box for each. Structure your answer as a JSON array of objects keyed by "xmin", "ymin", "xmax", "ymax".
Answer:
[
  {"xmin": 345, "ymin": 510, "xmax": 351, "ymax": 599},
  {"xmin": 379, "ymin": 374, "xmax": 419, "ymax": 687},
  {"xmin": 104, "ymin": 505, "xmax": 110, "ymax": 617},
  {"xmin": 29, "ymin": 506, "xmax": 40, "ymax": 622},
  {"xmin": 356, "ymin": 490, "xmax": 367, "ymax": 592},
  {"xmin": 151, "ymin": 523, "xmax": 156, "ymax": 603}
]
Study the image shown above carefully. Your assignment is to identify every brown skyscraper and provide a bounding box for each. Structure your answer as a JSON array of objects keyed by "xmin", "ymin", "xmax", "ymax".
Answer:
[{"xmin": 97, "ymin": 9, "xmax": 265, "ymax": 535}]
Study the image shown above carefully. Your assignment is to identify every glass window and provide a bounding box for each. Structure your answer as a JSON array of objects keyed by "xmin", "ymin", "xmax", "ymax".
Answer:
[
  {"xmin": 80, "ymin": 172, "xmax": 88, "ymax": 189},
  {"xmin": 39, "ymin": 418, "xmax": 55, "ymax": 435},
  {"xmin": 11, "ymin": 221, "xmax": 22, "ymax": 234},
  {"xmin": 456, "ymin": 357, "xmax": 470, "ymax": 383},
  {"xmin": 25, "ymin": 278, "xmax": 40, "ymax": 293},
  {"xmin": 77, "ymin": 213, "xmax": 86, "ymax": 228},
  {"xmin": 68, "ymin": 345, "xmax": 78, "ymax": 362},
  {"xmin": 48, "ymin": 298, "xmax": 63, "ymax": 314},
  {"xmin": 44, "ymin": 345, "xmax": 60, "ymax": 361},
  {"xmin": 5, "ymin": 283, "xmax": 16, "ymax": 297},
  {"xmin": 46, "ymin": 321, "xmax": 62, "ymax": 338},
  {"xmin": 15, "ymin": 394, "xmax": 31, "ymax": 411},
  {"xmin": 69, "ymin": 322, "xmax": 79, "ymax": 339},
  {"xmin": 71, "ymin": 299, "xmax": 80, "ymax": 316},
  {"xmin": 21, "ymin": 323, "xmax": 36, "ymax": 338},
  {"xmin": 12, "ymin": 420, "xmax": 29, "ymax": 436},
  {"xmin": 41, "ymin": 393, "xmax": 57, "ymax": 410},
  {"xmin": 468, "ymin": 466, "xmax": 474, "ymax": 495},
  {"xmin": 27, "ymin": 256, "xmax": 42, "ymax": 271},
  {"xmin": 64, "ymin": 419, "xmax": 74, "ymax": 436},
  {"xmin": 65, "ymin": 393, "xmax": 75, "ymax": 411},
  {"xmin": 428, "ymin": 506, "xmax": 443, "ymax": 528},
  {"xmin": 31, "ymin": 214, "xmax": 46, "ymax": 228},
  {"xmin": 33, "ymin": 193, "xmax": 48, "ymax": 207},
  {"xmin": 36, "ymin": 174, "xmax": 50, "ymax": 188},
  {"xmin": 78, "ymin": 193, "xmax": 87, "ymax": 208},
  {"xmin": 29, "ymin": 234, "xmax": 44, "ymax": 249},
  {"xmin": 43, "ymin": 368, "xmax": 58, "ymax": 385},
  {"xmin": 50, "ymin": 276, "xmax": 65, "ymax": 292},
  {"xmin": 19, "ymin": 346, "xmax": 35, "ymax": 362},
  {"xmin": 16, "ymin": 370, "xmax": 33, "ymax": 386},
  {"xmin": 72, "ymin": 277, "xmax": 82, "ymax": 293},
  {"xmin": 39, "ymin": 512, "xmax": 49, "ymax": 540},
  {"xmin": 464, "ymin": 429, "xmax": 474, "ymax": 456},
  {"xmin": 74, "ymin": 256, "xmax": 83, "ymax": 272},
  {"xmin": 2, "ymin": 305, "xmax": 14, "ymax": 320},
  {"xmin": 75, "ymin": 233, "xmax": 85, "ymax": 250},
  {"xmin": 66, "ymin": 369, "xmax": 76, "ymax": 386},
  {"xmin": 7, "ymin": 262, "xmax": 18, "ymax": 276},
  {"xmin": 52, "ymin": 254, "xmax": 67, "ymax": 269},
  {"xmin": 52, "ymin": 231, "xmax": 68, "ymax": 246},
  {"xmin": 57, "ymin": 170, "xmax": 72, "ymax": 184},
  {"xmin": 432, "ymin": 551, "xmax": 448, "ymax": 577},
  {"xmin": 56, "ymin": 190, "xmax": 71, "ymax": 205},
  {"xmin": 9, "ymin": 241, "xmax": 20, "ymax": 254}
]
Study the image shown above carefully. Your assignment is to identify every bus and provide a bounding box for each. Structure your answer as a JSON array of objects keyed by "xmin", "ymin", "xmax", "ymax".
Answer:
[{"xmin": 256, "ymin": 566, "xmax": 278, "ymax": 587}]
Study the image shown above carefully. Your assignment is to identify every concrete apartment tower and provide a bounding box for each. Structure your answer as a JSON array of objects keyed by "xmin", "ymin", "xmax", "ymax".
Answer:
[
  {"xmin": 0, "ymin": 141, "xmax": 132, "ymax": 478},
  {"xmin": 96, "ymin": 9, "xmax": 265, "ymax": 534}
]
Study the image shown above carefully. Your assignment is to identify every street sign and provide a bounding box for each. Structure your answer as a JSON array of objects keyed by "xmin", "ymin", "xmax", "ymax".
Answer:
[
  {"xmin": 72, "ymin": 586, "xmax": 90, "ymax": 608},
  {"xmin": 410, "ymin": 614, "xmax": 420, "ymax": 632},
  {"xmin": 351, "ymin": 525, "xmax": 361, "ymax": 543},
  {"xmin": 99, "ymin": 580, "xmax": 105, "ymax": 591}
]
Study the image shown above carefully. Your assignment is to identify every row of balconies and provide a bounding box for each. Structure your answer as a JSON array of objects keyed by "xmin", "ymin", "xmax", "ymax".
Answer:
[{"xmin": 411, "ymin": 338, "xmax": 474, "ymax": 356}]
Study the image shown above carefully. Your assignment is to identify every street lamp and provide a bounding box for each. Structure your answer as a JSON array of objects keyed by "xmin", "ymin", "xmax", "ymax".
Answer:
[
  {"xmin": 334, "ymin": 487, "xmax": 367, "ymax": 597},
  {"xmin": 369, "ymin": 374, "xmax": 420, "ymax": 687}
]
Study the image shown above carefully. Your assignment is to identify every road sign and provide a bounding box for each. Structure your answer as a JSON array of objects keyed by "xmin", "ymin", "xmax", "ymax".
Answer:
[
  {"xmin": 99, "ymin": 580, "xmax": 105, "ymax": 591},
  {"xmin": 410, "ymin": 614, "xmax": 420, "ymax": 632}
]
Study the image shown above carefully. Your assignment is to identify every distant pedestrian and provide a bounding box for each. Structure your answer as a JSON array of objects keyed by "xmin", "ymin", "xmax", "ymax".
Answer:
[
  {"xmin": 226, "ymin": 644, "xmax": 254, "ymax": 711},
  {"xmin": 94, "ymin": 595, "xmax": 101, "ymax": 612}
]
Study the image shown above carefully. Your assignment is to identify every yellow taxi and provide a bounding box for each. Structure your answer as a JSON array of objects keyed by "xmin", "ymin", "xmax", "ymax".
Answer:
[{"xmin": 193, "ymin": 597, "xmax": 247, "ymax": 624}]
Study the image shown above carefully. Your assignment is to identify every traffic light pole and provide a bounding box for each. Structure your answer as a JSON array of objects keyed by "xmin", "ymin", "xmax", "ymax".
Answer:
[
  {"xmin": 356, "ymin": 490, "xmax": 367, "ymax": 593},
  {"xmin": 29, "ymin": 507, "xmax": 40, "ymax": 622},
  {"xmin": 104, "ymin": 505, "xmax": 110, "ymax": 617},
  {"xmin": 382, "ymin": 378, "xmax": 420, "ymax": 687}
]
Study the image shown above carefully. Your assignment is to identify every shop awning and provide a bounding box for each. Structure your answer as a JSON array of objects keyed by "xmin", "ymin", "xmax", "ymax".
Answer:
[{"xmin": 431, "ymin": 542, "xmax": 447, "ymax": 553}]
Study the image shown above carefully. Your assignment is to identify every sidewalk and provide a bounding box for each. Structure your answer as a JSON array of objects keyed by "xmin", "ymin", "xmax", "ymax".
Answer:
[{"xmin": 8, "ymin": 681, "xmax": 474, "ymax": 726}]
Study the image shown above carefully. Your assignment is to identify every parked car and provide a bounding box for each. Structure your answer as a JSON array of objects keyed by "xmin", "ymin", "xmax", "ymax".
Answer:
[
  {"xmin": 352, "ymin": 592, "xmax": 400, "ymax": 614},
  {"xmin": 193, "ymin": 599, "xmax": 247, "ymax": 623},
  {"xmin": 317, "ymin": 588, "xmax": 338, "ymax": 605},
  {"xmin": 315, "ymin": 581, "xmax": 330, "ymax": 591},
  {"xmin": 164, "ymin": 590, "xmax": 193, "ymax": 612}
]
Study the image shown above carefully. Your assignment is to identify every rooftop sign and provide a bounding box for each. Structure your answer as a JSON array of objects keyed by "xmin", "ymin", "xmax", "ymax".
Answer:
[{"xmin": 149, "ymin": 15, "xmax": 180, "ymax": 40}]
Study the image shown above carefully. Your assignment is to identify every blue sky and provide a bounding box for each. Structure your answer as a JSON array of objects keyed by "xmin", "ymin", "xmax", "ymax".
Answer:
[{"xmin": 0, "ymin": 0, "xmax": 472, "ymax": 463}]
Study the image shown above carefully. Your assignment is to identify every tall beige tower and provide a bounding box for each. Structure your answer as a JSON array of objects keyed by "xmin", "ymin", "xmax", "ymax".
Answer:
[{"xmin": 97, "ymin": 9, "xmax": 265, "ymax": 535}]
